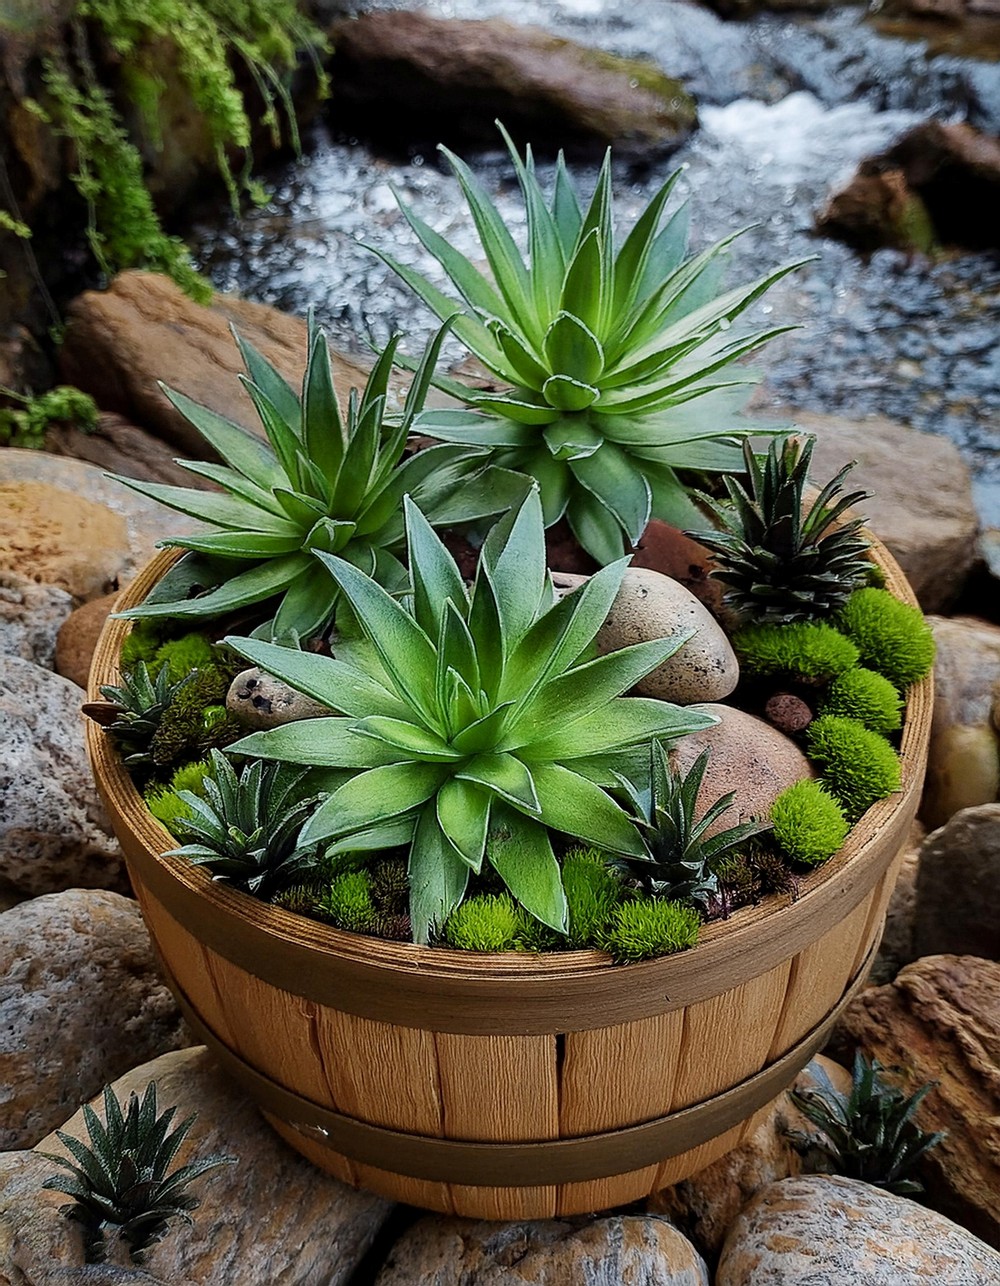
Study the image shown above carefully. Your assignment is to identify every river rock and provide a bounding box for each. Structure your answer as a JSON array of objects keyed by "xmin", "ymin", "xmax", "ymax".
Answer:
[
  {"xmin": 551, "ymin": 568, "xmax": 738, "ymax": 703},
  {"xmin": 226, "ymin": 667, "xmax": 332, "ymax": 730},
  {"xmin": 802, "ymin": 410, "xmax": 978, "ymax": 613},
  {"xmin": 835, "ymin": 955, "xmax": 1000, "ymax": 1247},
  {"xmin": 629, "ymin": 520, "xmax": 724, "ymax": 616},
  {"xmin": 914, "ymin": 806, "xmax": 1000, "ymax": 959},
  {"xmin": 375, "ymin": 1214, "xmax": 708, "ymax": 1285},
  {"xmin": 55, "ymin": 591, "xmax": 119, "ymax": 690},
  {"xmin": 328, "ymin": 11, "xmax": 697, "ymax": 160},
  {"xmin": 45, "ymin": 411, "xmax": 209, "ymax": 490},
  {"xmin": 0, "ymin": 569, "xmax": 73, "ymax": 667},
  {"xmin": 671, "ymin": 704, "xmax": 814, "ymax": 832},
  {"xmin": 717, "ymin": 1174, "xmax": 1000, "ymax": 1283},
  {"xmin": 0, "ymin": 655, "xmax": 123, "ymax": 895},
  {"xmin": 0, "ymin": 450, "xmax": 187, "ymax": 601},
  {"xmin": 648, "ymin": 1056, "xmax": 853, "ymax": 1263},
  {"xmin": 0, "ymin": 889, "xmax": 188, "ymax": 1150},
  {"xmin": 920, "ymin": 615, "xmax": 1000, "ymax": 829},
  {"xmin": 870, "ymin": 819, "xmax": 923, "ymax": 984},
  {"xmin": 37, "ymin": 1047, "xmax": 392, "ymax": 1285},
  {"xmin": 59, "ymin": 272, "xmax": 371, "ymax": 455}
]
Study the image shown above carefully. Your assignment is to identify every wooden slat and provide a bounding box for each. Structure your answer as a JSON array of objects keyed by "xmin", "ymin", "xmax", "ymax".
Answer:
[
  {"xmin": 851, "ymin": 846, "xmax": 908, "ymax": 976},
  {"xmin": 556, "ymin": 1166, "xmax": 661, "ymax": 1217},
  {"xmin": 264, "ymin": 1113, "xmax": 357, "ymax": 1187},
  {"xmin": 140, "ymin": 895, "xmax": 237, "ymax": 1049},
  {"xmin": 449, "ymin": 1184, "xmax": 556, "ymax": 1220},
  {"xmin": 653, "ymin": 1119, "xmax": 748, "ymax": 1190}
]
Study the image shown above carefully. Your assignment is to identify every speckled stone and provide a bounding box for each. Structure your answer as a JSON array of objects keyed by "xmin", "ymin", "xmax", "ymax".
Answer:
[
  {"xmin": 717, "ymin": 1174, "xmax": 1000, "ymax": 1283},
  {"xmin": 0, "ymin": 890, "xmax": 188, "ymax": 1149},
  {"xmin": 375, "ymin": 1214, "xmax": 709, "ymax": 1286},
  {"xmin": 0, "ymin": 569, "xmax": 73, "ymax": 667},
  {"xmin": 226, "ymin": 666, "xmax": 331, "ymax": 730},
  {"xmin": 551, "ymin": 567, "xmax": 738, "ymax": 704}
]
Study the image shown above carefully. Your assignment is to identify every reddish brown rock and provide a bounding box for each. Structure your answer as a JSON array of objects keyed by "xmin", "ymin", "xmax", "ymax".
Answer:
[
  {"xmin": 328, "ymin": 11, "xmax": 697, "ymax": 159},
  {"xmin": 835, "ymin": 955, "xmax": 1000, "ymax": 1247},
  {"xmin": 45, "ymin": 411, "xmax": 211, "ymax": 490},
  {"xmin": 54, "ymin": 591, "xmax": 118, "ymax": 690},
  {"xmin": 59, "ymin": 272, "xmax": 372, "ymax": 455}
]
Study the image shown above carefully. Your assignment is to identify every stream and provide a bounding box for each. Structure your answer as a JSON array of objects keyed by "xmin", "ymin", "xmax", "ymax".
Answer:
[{"xmin": 190, "ymin": 0, "xmax": 1000, "ymax": 526}]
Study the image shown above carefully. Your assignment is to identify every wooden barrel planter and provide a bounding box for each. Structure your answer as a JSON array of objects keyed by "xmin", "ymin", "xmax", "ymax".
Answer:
[{"xmin": 87, "ymin": 535, "xmax": 931, "ymax": 1220}]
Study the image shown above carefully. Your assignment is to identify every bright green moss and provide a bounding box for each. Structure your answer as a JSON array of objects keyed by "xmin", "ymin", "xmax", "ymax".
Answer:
[
  {"xmin": 836, "ymin": 588, "xmax": 935, "ymax": 689},
  {"xmin": 562, "ymin": 848, "xmax": 623, "ymax": 948},
  {"xmin": 169, "ymin": 758, "xmax": 212, "ymax": 796},
  {"xmin": 119, "ymin": 621, "xmax": 164, "ymax": 669},
  {"xmin": 148, "ymin": 668, "xmax": 238, "ymax": 767},
  {"xmin": 602, "ymin": 898, "xmax": 700, "ymax": 964},
  {"xmin": 443, "ymin": 894, "xmax": 524, "ymax": 952},
  {"xmin": 0, "ymin": 385, "xmax": 97, "ymax": 449},
  {"xmin": 771, "ymin": 779, "xmax": 850, "ymax": 867},
  {"xmin": 152, "ymin": 633, "xmax": 219, "ymax": 683},
  {"xmin": 319, "ymin": 871, "xmax": 378, "ymax": 934},
  {"xmin": 734, "ymin": 620, "xmax": 860, "ymax": 685},
  {"xmin": 806, "ymin": 715, "xmax": 902, "ymax": 823},
  {"xmin": 144, "ymin": 783, "xmax": 193, "ymax": 834},
  {"xmin": 820, "ymin": 666, "xmax": 903, "ymax": 734}
]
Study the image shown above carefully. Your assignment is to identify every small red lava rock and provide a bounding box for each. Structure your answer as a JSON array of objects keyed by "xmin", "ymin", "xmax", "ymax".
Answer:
[{"xmin": 765, "ymin": 692, "xmax": 814, "ymax": 735}]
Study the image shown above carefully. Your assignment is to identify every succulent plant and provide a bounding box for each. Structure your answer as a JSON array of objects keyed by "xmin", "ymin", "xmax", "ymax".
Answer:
[
  {"xmin": 790, "ymin": 1052, "xmax": 945, "ymax": 1195},
  {"xmin": 100, "ymin": 662, "xmax": 194, "ymax": 769},
  {"xmin": 114, "ymin": 314, "xmax": 527, "ymax": 642},
  {"xmin": 225, "ymin": 489, "xmax": 716, "ymax": 941},
  {"xmin": 618, "ymin": 744, "xmax": 773, "ymax": 907},
  {"xmin": 692, "ymin": 435, "xmax": 875, "ymax": 624},
  {"xmin": 41, "ymin": 1082, "xmax": 233, "ymax": 1264},
  {"xmin": 371, "ymin": 126, "xmax": 804, "ymax": 564},
  {"xmin": 167, "ymin": 749, "xmax": 323, "ymax": 896}
]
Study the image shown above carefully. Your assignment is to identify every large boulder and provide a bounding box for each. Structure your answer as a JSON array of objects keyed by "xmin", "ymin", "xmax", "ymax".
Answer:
[
  {"xmin": 0, "ymin": 656, "xmax": 123, "ymax": 895},
  {"xmin": 328, "ymin": 11, "xmax": 697, "ymax": 159},
  {"xmin": 44, "ymin": 411, "xmax": 210, "ymax": 489},
  {"xmin": 835, "ymin": 954, "xmax": 1000, "ymax": 1247},
  {"xmin": 59, "ymin": 272, "xmax": 372, "ymax": 455},
  {"xmin": 0, "ymin": 889, "xmax": 188, "ymax": 1149},
  {"xmin": 920, "ymin": 615, "xmax": 1000, "ymax": 830},
  {"xmin": 0, "ymin": 568, "xmax": 72, "ymax": 668},
  {"xmin": 914, "ymin": 805, "xmax": 1000, "ymax": 959},
  {"xmin": 801, "ymin": 410, "xmax": 978, "ymax": 613},
  {"xmin": 717, "ymin": 1174, "xmax": 1000, "ymax": 1283}
]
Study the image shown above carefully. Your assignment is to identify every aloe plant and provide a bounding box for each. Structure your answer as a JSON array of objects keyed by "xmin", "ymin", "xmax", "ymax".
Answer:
[
  {"xmin": 225, "ymin": 489, "xmax": 716, "ymax": 942},
  {"xmin": 114, "ymin": 315, "xmax": 527, "ymax": 642},
  {"xmin": 369, "ymin": 126, "xmax": 806, "ymax": 564}
]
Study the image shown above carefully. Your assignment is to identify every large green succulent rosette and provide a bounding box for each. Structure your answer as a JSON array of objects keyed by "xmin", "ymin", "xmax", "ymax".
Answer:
[{"xmin": 225, "ymin": 489, "xmax": 716, "ymax": 942}]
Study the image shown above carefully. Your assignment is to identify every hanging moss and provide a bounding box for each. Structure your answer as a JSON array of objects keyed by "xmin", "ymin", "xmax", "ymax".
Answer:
[{"xmin": 0, "ymin": 384, "xmax": 97, "ymax": 449}]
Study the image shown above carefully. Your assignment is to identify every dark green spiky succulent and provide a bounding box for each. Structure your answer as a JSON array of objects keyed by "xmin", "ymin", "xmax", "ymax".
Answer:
[
  {"xmin": 114, "ymin": 315, "xmax": 527, "ymax": 642},
  {"xmin": 166, "ymin": 749, "xmax": 322, "ymax": 896},
  {"xmin": 790, "ymin": 1052, "xmax": 945, "ymax": 1195},
  {"xmin": 371, "ymin": 126, "xmax": 805, "ymax": 564},
  {"xmin": 100, "ymin": 662, "xmax": 194, "ymax": 769},
  {"xmin": 40, "ymin": 1082, "xmax": 233, "ymax": 1264},
  {"xmin": 692, "ymin": 436, "xmax": 875, "ymax": 624},
  {"xmin": 618, "ymin": 744, "xmax": 773, "ymax": 907},
  {"xmin": 224, "ymin": 489, "xmax": 716, "ymax": 942}
]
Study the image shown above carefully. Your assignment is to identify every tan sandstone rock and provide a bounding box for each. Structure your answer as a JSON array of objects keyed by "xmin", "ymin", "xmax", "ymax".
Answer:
[
  {"xmin": 226, "ymin": 667, "xmax": 331, "ymax": 730},
  {"xmin": 717, "ymin": 1174, "xmax": 1000, "ymax": 1284},
  {"xmin": 375, "ymin": 1213, "xmax": 709, "ymax": 1285},
  {"xmin": 0, "ymin": 889, "xmax": 188, "ymax": 1150},
  {"xmin": 55, "ymin": 591, "xmax": 119, "ymax": 690},
  {"xmin": 835, "ymin": 954, "xmax": 1000, "ymax": 1247}
]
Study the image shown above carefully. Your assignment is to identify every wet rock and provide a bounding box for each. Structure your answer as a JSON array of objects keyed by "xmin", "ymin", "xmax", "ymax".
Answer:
[
  {"xmin": 0, "ymin": 450, "xmax": 189, "ymax": 601},
  {"xmin": 0, "ymin": 569, "xmax": 73, "ymax": 667},
  {"xmin": 648, "ymin": 1056, "xmax": 852, "ymax": 1263},
  {"xmin": 818, "ymin": 121, "xmax": 1000, "ymax": 254},
  {"xmin": 920, "ymin": 615, "xmax": 1000, "ymax": 829},
  {"xmin": 0, "ymin": 655, "xmax": 123, "ymax": 895},
  {"xmin": 59, "ymin": 272, "xmax": 372, "ymax": 455},
  {"xmin": 226, "ymin": 667, "xmax": 331, "ymax": 730},
  {"xmin": 0, "ymin": 889, "xmax": 188, "ymax": 1150},
  {"xmin": 37, "ymin": 1047, "xmax": 392, "ymax": 1286},
  {"xmin": 45, "ymin": 411, "xmax": 211, "ymax": 490},
  {"xmin": 802, "ymin": 410, "xmax": 978, "ymax": 613},
  {"xmin": 835, "ymin": 955, "xmax": 1000, "ymax": 1247},
  {"xmin": 55, "ymin": 591, "xmax": 119, "ymax": 690},
  {"xmin": 672, "ymin": 704, "xmax": 814, "ymax": 832},
  {"xmin": 375, "ymin": 1213, "xmax": 708, "ymax": 1285},
  {"xmin": 914, "ymin": 805, "xmax": 1000, "ymax": 959},
  {"xmin": 870, "ymin": 819, "xmax": 923, "ymax": 984},
  {"xmin": 328, "ymin": 11, "xmax": 697, "ymax": 161},
  {"xmin": 717, "ymin": 1174, "xmax": 1000, "ymax": 1283},
  {"xmin": 551, "ymin": 567, "xmax": 738, "ymax": 704}
]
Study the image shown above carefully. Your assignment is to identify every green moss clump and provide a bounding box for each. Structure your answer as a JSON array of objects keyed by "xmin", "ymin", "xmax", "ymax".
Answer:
[
  {"xmin": 144, "ymin": 782, "xmax": 193, "ymax": 833},
  {"xmin": 734, "ymin": 620, "xmax": 860, "ymax": 685},
  {"xmin": 169, "ymin": 758, "xmax": 212, "ymax": 796},
  {"xmin": 562, "ymin": 848, "xmax": 623, "ymax": 948},
  {"xmin": 771, "ymin": 779, "xmax": 850, "ymax": 867},
  {"xmin": 272, "ymin": 881, "xmax": 330, "ymax": 921},
  {"xmin": 319, "ymin": 871, "xmax": 378, "ymax": 933},
  {"xmin": 147, "ymin": 668, "xmax": 239, "ymax": 767},
  {"xmin": 806, "ymin": 715, "xmax": 902, "ymax": 823},
  {"xmin": 602, "ymin": 898, "xmax": 700, "ymax": 964},
  {"xmin": 836, "ymin": 588, "xmax": 935, "ymax": 689},
  {"xmin": 152, "ymin": 633, "xmax": 219, "ymax": 683},
  {"xmin": 120, "ymin": 621, "xmax": 166, "ymax": 669},
  {"xmin": 443, "ymin": 894, "xmax": 525, "ymax": 952},
  {"xmin": 0, "ymin": 385, "xmax": 98, "ymax": 449},
  {"xmin": 820, "ymin": 666, "xmax": 903, "ymax": 734}
]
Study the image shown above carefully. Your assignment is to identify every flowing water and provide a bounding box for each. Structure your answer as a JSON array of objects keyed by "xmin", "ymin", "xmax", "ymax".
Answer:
[{"xmin": 191, "ymin": 0, "xmax": 1000, "ymax": 524}]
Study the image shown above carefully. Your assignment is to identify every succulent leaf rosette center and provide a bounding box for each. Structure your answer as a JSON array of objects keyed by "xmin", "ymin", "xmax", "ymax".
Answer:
[{"xmin": 226, "ymin": 489, "xmax": 715, "ymax": 942}]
